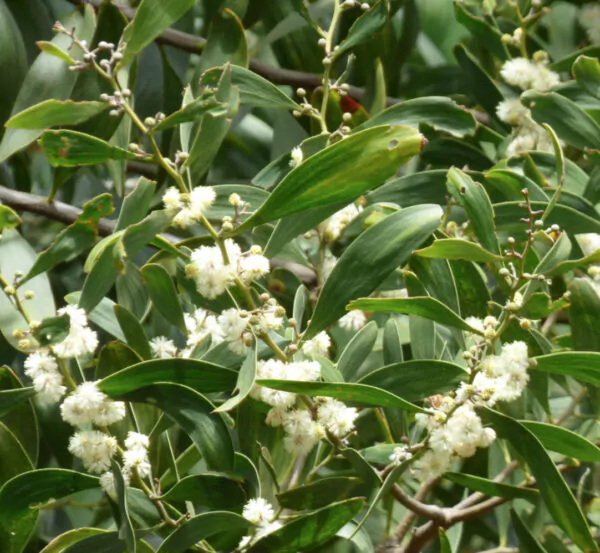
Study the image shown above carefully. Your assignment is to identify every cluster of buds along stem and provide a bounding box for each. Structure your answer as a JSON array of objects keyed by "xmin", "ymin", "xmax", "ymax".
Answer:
[{"xmin": 99, "ymin": 89, "xmax": 131, "ymax": 117}]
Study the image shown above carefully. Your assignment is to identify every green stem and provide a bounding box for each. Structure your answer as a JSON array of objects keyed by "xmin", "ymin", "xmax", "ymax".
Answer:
[{"xmin": 319, "ymin": 0, "xmax": 343, "ymax": 133}]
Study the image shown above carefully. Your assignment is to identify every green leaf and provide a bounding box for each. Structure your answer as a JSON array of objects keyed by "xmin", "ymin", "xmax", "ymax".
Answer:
[
  {"xmin": 214, "ymin": 346, "xmax": 257, "ymax": 413},
  {"xmin": 363, "ymin": 97, "xmax": 477, "ymax": 138},
  {"xmin": 572, "ymin": 55, "xmax": 600, "ymax": 99},
  {"xmin": 511, "ymin": 509, "xmax": 549, "ymax": 553},
  {"xmin": 454, "ymin": 3, "xmax": 507, "ymax": 60},
  {"xmin": 454, "ymin": 43, "xmax": 503, "ymax": 118},
  {"xmin": 256, "ymin": 380, "xmax": 424, "ymax": 412},
  {"xmin": 447, "ymin": 168, "xmax": 500, "ymax": 254},
  {"xmin": 140, "ymin": 263, "xmax": 186, "ymax": 333},
  {"xmin": 31, "ymin": 314, "xmax": 70, "ymax": 347},
  {"xmin": 521, "ymin": 91, "xmax": 600, "ymax": 150},
  {"xmin": 382, "ymin": 319, "xmax": 403, "ymax": 365},
  {"xmin": 304, "ymin": 204, "xmax": 442, "ymax": 338},
  {"xmin": 22, "ymin": 193, "xmax": 114, "ymax": 284},
  {"xmin": 333, "ymin": 0, "xmax": 388, "ymax": 59},
  {"xmin": 200, "ymin": 65, "xmax": 300, "ymax": 111},
  {"xmin": 198, "ymin": 9, "xmax": 248, "ymax": 72},
  {"xmin": 0, "ymin": 421, "xmax": 33, "ymax": 487},
  {"xmin": 337, "ymin": 321, "xmax": 378, "ymax": 381},
  {"xmin": 155, "ymin": 511, "xmax": 252, "ymax": 553},
  {"xmin": 347, "ymin": 297, "xmax": 483, "ymax": 333},
  {"xmin": 6, "ymin": 100, "xmax": 108, "ymax": 129},
  {"xmin": 121, "ymin": 0, "xmax": 195, "ymax": 63},
  {"xmin": 367, "ymin": 169, "xmax": 448, "ymax": 207},
  {"xmin": 65, "ymin": 293, "xmax": 125, "ymax": 342},
  {"xmin": 115, "ymin": 177, "xmax": 156, "ymax": 231},
  {"xmin": 520, "ymin": 421, "xmax": 600, "ymax": 463},
  {"xmin": 0, "ymin": 5, "xmax": 96, "ymax": 163},
  {"xmin": 533, "ymin": 351, "xmax": 600, "ymax": 386},
  {"xmin": 0, "ymin": 387, "xmax": 36, "ymax": 417},
  {"xmin": 109, "ymin": 383, "xmax": 234, "ymax": 471},
  {"xmin": 114, "ymin": 304, "xmax": 152, "ymax": 360},
  {"xmin": 415, "ymin": 238, "xmax": 505, "ymax": 263},
  {"xmin": 38, "ymin": 130, "xmax": 138, "ymax": 167},
  {"xmin": 277, "ymin": 477, "xmax": 362, "ymax": 510},
  {"xmin": 0, "ymin": 229, "xmax": 56, "ymax": 351},
  {"xmin": 358, "ymin": 360, "xmax": 468, "ymax": 402},
  {"xmin": 34, "ymin": 41, "xmax": 75, "ymax": 66},
  {"xmin": 61, "ymin": 533, "xmax": 154, "ymax": 553},
  {"xmin": 39, "ymin": 529, "xmax": 106, "ymax": 553},
  {"xmin": 161, "ymin": 473, "xmax": 246, "ymax": 509},
  {"xmin": 484, "ymin": 169, "xmax": 548, "ymax": 203},
  {"xmin": 0, "ymin": 469, "xmax": 99, "ymax": 551},
  {"xmin": 568, "ymin": 278, "xmax": 600, "ymax": 352},
  {"xmin": 237, "ymin": 125, "xmax": 424, "ymax": 232},
  {"xmin": 443, "ymin": 472, "xmax": 539, "ymax": 503},
  {"xmin": 247, "ymin": 498, "xmax": 365, "ymax": 553},
  {"xmin": 111, "ymin": 461, "xmax": 135, "ymax": 553},
  {"xmin": 0, "ymin": 206, "xmax": 21, "ymax": 229},
  {"xmin": 99, "ymin": 358, "xmax": 237, "ymax": 396},
  {"xmin": 550, "ymin": 46, "xmax": 600, "ymax": 72},
  {"xmin": 480, "ymin": 408, "xmax": 598, "ymax": 553},
  {"xmin": 152, "ymin": 93, "xmax": 227, "ymax": 132}
]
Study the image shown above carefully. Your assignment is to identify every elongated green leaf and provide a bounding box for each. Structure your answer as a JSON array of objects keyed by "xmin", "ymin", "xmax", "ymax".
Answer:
[
  {"xmin": 153, "ymin": 93, "xmax": 226, "ymax": 132},
  {"xmin": 198, "ymin": 9, "xmax": 248, "ymax": 73},
  {"xmin": 156, "ymin": 511, "xmax": 251, "ymax": 553},
  {"xmin": 382, "ymin": 319, "xmax": 403, "ymax": 365},
  {"xmin": 337, "ymin": 321, "xmax": 378, "ymax": 381},
  {"xmin": 439, "ymin": 528, "xmax": 452, "ymax": 553},
  {"xmin": 521, "ymin": 91, "xmax": 600, "ymax": 150},
  {"xmin": 358, "ymin": 360, "xmax": 468, "ymax": 402},
  {"xmin": 40, "ymin": 528, "xmax": 105, "ymax": 553},
  {"xmin": 247, "ymin": 498, "xmax": 365, "ymax": 553},
  {"xmin": 0, "ymin": 387, "xmax": 36, "ymax": 417},
  {"xmin": 256, "ymin": 380, "xmax": 424, "ymax": 412},
  {"xmin": 480, "ymin": 408, "xmax": 598, "ymax": 553},
  {"xmin": 115, "ymin": 177, "xmax": 155, "ymax": 232},
  {"xmin": 0, "ymin": 6, "xmax": 95, "ymax": 163},
  {"xmin": 0, "ymin": 469, "xmax": 99, "ymax": 551},
  {"xmin": 114, "ymin": 305, "xmax": 152, "ymax": 360},
  {"xmin": 110, "ymin": 383, "xmax": 234, "ymax": 470},
  {"xmin": 305, "ymin": 204, "xmax": 442, "ymax": 338},
  {"xmin": 0, "ymin": 421, "xmax": 33, "ymax": 487},
  {"xmin": 347, "ymin": 297, "xmax": 483, "ymax": 333},
  {"xmin": 111, "ymin": 461, "xmax": 135, "ymax": 553},
  {"xmin": 121, "ymin": 0, "xmax": 195, "ymax": 62},
  {"xmin": 22, "ymin": 193, "xmax": 114, "ymax": 284},
  {"xmin": 0, "ymin": 206, "xmax": 21, "ymax": 229},
  {"xmin": 568, "ymin": 278, "xmax": 600, "ymax": 352},
  {"xmin": 214, "ymin": 346, "xmax": 256, "ymax": 413},
  {"xmin": 551, "ymin": 46, "xmax": 600, "ymax": 72},
  {"xmin": 334, "ymin": 0, "xmax": 388, "ymax": 59},
  {"xmin": 35, "ymin": 41, "xmax": 75, "ymax": 66},
  {"xmin": 363, "ymin": 97, "xmax": 476, "ymax": 138},
  {"xmin": 443, "ymin": 472, "xmax": 539, "ymax": 503},
  {"xmin": 533, "ymin": 351, "xmax": 600, "ymax": 386},
  {"xmin": 161, "ymin": 473, "xmax": 246, "ymax": 509},
  {"xmin": 38, "ymin": 130, "xmax": 138, "ymax": 167},
  {"xmin": 277, "ymin": 477, "xmax": 362, "ymax": 510},
  {"xmin": 520, "ymin": 421, "xmax": 600, "ymax": 463},
  {"xmin": 99, "ymin": 358, "xmax": 237, "ymax": 396},
  {"xmin": 573, "ymin": 55, "xmax": 600, "ymax": 99},
  {"xmin": 0, "ymin": 229, "xmax": 56, "ymax": 351},
  {"xmin": 6, "ymin": 100, "xmax": 108, "ymax": 129},
  {"xmin": 62, "ymin": 533, "xmax": 154, "ymax": 553},
  {"xmin": 237, "ymin": 125, "xmax": 424, "ymax": 232},
  {"xmin": 200, "ymin": 65, "xmax": 300, "ymax": 110},
  {"xmin": 447, "ymin": 168, "xmax": 500, "ymax": 254},
  {"xmin": 454, "ymin": 3, "xmax": 507, "ymax": 59},
  {"xmin": 511, "ymin": 509, "xmax": 549, "ymax": 553},
  {"xmin": 367, "ymin": 169, "xmax": 447, "ymax": 207},
  {"xmin": 415, "ymin": 239, "xmax": 505, "ymax": 263},
  {"xmin": 140, "ymin": 263, "xmax": 186, "ymax": 333},
  {"xmin": 484, "ymin": 169, "xmax": 548, "ymax": 202}
]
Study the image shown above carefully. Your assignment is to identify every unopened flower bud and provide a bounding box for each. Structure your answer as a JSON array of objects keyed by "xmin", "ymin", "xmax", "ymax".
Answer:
[
  {"xmin": 361, "ymin": 2, "xmax": 370, "ymax": 9},
  {"xmin": 221, "ymin": 221, "xmax": 234, "ymax": 232},
  {"xmin": 129, "ymin": 143, "xmax": 140, "ymax": 152},
  {"xmin": 520, "ymin": 318, "xmax": 533, "ymax": 330},
  {"xmin": 484, "ymin": 327, "xmax": 496, "ymax": 340},
  {"xmin": 29, "ymin": 320, "xmax": 40, "ymax": 331},
  {"xmin": 322, "ymin": 57, "xmax": 332, "ymax": 66},
  {"xmin": 499, "ymin": 267, "xmax": 510, "ymax": 276},
  {"xmin": 274, "ymin": 306, "xmax": 286, "ymax": 318},
  {"xmin": 12, "ymin": 329, "xmax": 26, "ymax": 339},
  {"xmin": 501, "ymin": 33, "xmax": 513, "ymax": 45},
  {"xmin": 156, "ymin": 112, "xmax": 165, "ymax": 121},
  {"xmin": 100, "ymin": 93, "xmax": 110, "ymax": 102},
  {"xmin": 98, "ymin": 41, "xmax": 110, "ymax": 49},
  {"xmin": 507, "ymin": 237, "xmax": 516, "ymax": 245},
  {"xmin": 342, "ymin": 112, "xmax": 352, "ymax": 122},
  {"xmin": 3, "ymin": 285, "xmax": 15, "ymax": 295},
  {"xmin": 534, "ymin": 219, "xmax": 544, "ymax": 228},
  {"xmin": 24, "ymin": 290, "xmax": 35, "ymax": 300},
  {"xmin": 249, "ymin": 245, "xmax": 263, "ymax": 255},
  {"xmin": 144, "ymin": 117, "xmax": 156, "ymax": 127},
  {"xmin": 318, "ymin": 38, "xmax": 327, "ymax": 48},
  {"xmin": 122, "ymin": 88, "xmax": 131, "ymax": 97},
  {"xmin": 288, "ymin": 318, "xmax": 297, "ymax": 328},
  {"xmin": 507, "ymin": 301, "xmax": 519, "ymax": 312},
  {"xmin": 296, "ymin": 88, "xmax": 306, "ymax": 97},
  {"xmin": 229, "ymin": 193, "xmax": 241, "ymax": 207},
  {"xmin": 550, "ymin": 224, "xmax": 560, "ymax": 232},
  {"xmin": 288, "ymin": 343, "xmax": 298, "ymax": 354},
  {"xmin": 260, "ymin": 293, "xmax": 271, "ymax": 303},
  {"xmin": 18, "ymin": 339, "xmax": 31, "ymax": 350},
  {"xmin": 109, "ymin": 110, "xmax": 120, "ymax": 117},
  {"xmin": 239, "ymin": 310, "xmax": 249, "ymax": 318},
  {"xmin": 292, "ymin": 110, "xmax": 301, "ymax": 118},
  {"xmin": 112, "ymin": 52, "xmax": 123, "ymax": 61}
]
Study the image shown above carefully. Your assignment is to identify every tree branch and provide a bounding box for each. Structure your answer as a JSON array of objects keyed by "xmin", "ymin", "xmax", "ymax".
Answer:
[{"xmin": 65, "ymin": 0, "xmax": 396, "ymax": 106}]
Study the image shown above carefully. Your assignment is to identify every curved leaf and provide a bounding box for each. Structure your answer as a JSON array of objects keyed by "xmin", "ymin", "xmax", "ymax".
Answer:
[
  {"xmin": 6, "ymin": 100, "xmax": 107, "ymax": 129},
  {"xmin": 277, "ymin": 477, "xmax": 362, "ymax": 510},
  {"xmin": 415, "ymin": 238, "xmax": 506, "ymax": 263},
  {"xmin": 443, "ymin": 472, "xmax": 539, "ymax": 503},
  {"xmin": 533, "ymin": 351, "xmax": 600, "ymax": 386},
  {"xmin": 161, "ymin": 473, "xmax": 246, "ymax": 509},
  {"xmin": 140, "ymin": 263, "xmax": 186, "ymax": 333},
  {"xmin": 305, "ymin": 204, "xmax": 442, "ymax": 338},
  {"xmin": 334, "ymin": 0, "xmax": 388, "ymax": 59}
]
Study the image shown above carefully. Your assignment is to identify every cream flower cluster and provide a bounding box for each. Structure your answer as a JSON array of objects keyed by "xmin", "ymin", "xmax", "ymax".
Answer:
[
  {"xmin": 239, "ymin": 498, "xmax": 282, "ymax": 550},
  {"xmin": 68, "ymin": 430, "xmax": 117, "ymax": 474},
  {"xmin": 579, "ymin": 4, "xmax": 600, "ymax": 44},
  {"xmin": 497, "ymin": 56, "xmax": 560, "ymax": 158},
  {"xmin": 61, "ymin": 381, "xmax": 125, "ymax": 426},
  {"xmin": 317, "ymin": 203, "xmax": 363, "ymax": 242},
  {"xmin": 24, "ymin": 352, "xmax": 66, "ymax": 405},
  {"xmin": 301, "ymin": 331, "xmax": 331, "ymax": 358},
  {"xmin": 339, "ymin": 310, "xmax": 368, "ymax": 331},
  {"xmin": 252, "ymin": 359, "xmax": 358, "ymax": 455},
  {"xmin": 52, "ymin": 305, "xmax": 99, "ymax": 358},
  {"xmin": 402, "ymin": 338, "xmax": 530, "ymax": 481},
  {"xmin": 185, "ymin": 240, "xmax": 270, "ymax": 299},
  {"xmin": 163, "ymin": 185, "xmax": 216, "ymax": 228}
]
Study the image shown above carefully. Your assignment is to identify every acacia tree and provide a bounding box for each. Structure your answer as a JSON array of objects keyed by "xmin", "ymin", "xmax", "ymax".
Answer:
[{"xmin": 1, "ymin": 0, "xmax": 600, "ymax": 552}]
